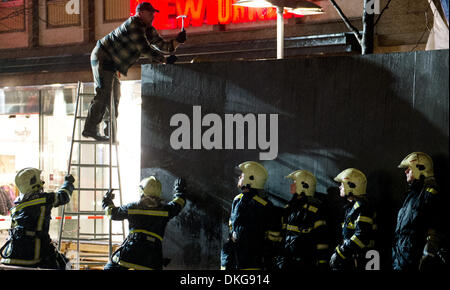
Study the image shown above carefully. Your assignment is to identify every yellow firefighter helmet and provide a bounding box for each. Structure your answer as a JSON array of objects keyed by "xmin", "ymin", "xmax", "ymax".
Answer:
[
  {"xmin": 398, "ymin": 152, "xmax": 434, "ymax": 179},
  {"xmin": 286, "ymin": 170, "xmax": 317, "ymax": 197},
  {"xmin": 139, "ymin": 176, "xmax": 162, "ymax": 198},
  {"xmin": 334, "ymin": 168, "xmax": 367, "ymax": 196},
  {"xmin": 15, "ymin": 167, "xmax": 44, "ymax": 194},
  {"xmin": 238, "ymin": 161, "xmax": 268, "ymax": 190}
]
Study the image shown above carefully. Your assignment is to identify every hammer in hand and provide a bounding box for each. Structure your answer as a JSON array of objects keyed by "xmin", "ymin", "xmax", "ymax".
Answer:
[{"xmin": 177, "ymin": 15, "xmax": 187, "ymax": 31}]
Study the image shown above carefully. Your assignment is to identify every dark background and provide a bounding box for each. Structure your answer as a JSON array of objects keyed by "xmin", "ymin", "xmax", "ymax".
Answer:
[{"xmin": 140, "ymin": 49, "xmax": 449, "ymax": 270}]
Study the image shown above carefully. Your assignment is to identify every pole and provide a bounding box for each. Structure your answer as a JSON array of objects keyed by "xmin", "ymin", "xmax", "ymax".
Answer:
[
  {"xmin": 108, "ymin": 86, "xmax": 113, "ymax": 259},
  {"xmin": 276, "ymin": 6, "xmax": 284, "ymax": 59},
  {"xmin": 362, "ymin": 0, "xmax": 375, "ymax": 54}
]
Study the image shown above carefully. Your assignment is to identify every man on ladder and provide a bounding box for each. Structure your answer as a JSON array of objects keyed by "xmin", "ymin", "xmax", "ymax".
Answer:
[{"xmin": 82, "ymin": 2, "xmax": 187, "ymax": 141}]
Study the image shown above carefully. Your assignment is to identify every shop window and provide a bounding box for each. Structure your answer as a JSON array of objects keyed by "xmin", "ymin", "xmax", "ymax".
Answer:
[
  {"xmin": 0, "ymin": 82, "xmax": 140, "ymax": 240},
  {"xmin": 104, "ymin": 0, "xmax": 129, "ymax": 23},
  {"xmin": 0, "ymin": 0, "xmax": 26, "ymax": 33},
  {"xmin": 46, "ymin": 0, "xmax": 81, "ymax": 28},
  {"xmin": 0, "ymin": 113, "xmax": 39, "ymax": 225},
  {"xmin": 0, "ymin": 155, "xmax": 18, "ymax": 216},
  {"xmin": 0, "ymin": 88, "xmax": 40, "ymax": 115}
]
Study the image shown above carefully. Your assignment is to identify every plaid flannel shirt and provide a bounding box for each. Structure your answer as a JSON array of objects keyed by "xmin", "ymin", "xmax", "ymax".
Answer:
[{"xmin": 98, "ymin": 16, "xmax": 176, "ymax": 75}]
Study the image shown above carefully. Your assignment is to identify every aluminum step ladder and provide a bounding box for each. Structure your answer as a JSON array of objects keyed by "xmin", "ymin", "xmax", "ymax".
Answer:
[{"xmin": 57, "ymin": 81, "xmax": 126, "ymax": 270}]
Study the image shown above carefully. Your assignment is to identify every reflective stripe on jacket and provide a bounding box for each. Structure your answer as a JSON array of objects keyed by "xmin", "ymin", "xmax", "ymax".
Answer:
[
  {"xmin": 0, "ymin": 181, "xmax": 73, "ymax": 266},
  {"xmin": 106, "ymin": 192, "xmax": 186, "ymax": 270},
  {"xmin": 280, "ymin": 195, "xmax": 330, "ymax": 268},
  {"xmin": 338, "ymin": 196, "xmax": 376, "ymax": 260},
  {"xmin": 392, "ymin": 178, "xmax": 441, "ymax": 270},
  {"xmin": 221, "ymin": 189, "xmax": 282, "ymax": 270}
]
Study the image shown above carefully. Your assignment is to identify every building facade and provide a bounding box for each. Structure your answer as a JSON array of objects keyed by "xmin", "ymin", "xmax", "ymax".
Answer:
[{"xmin": 0, "ymin": 0, "xmax": 447, "ymax": 242}]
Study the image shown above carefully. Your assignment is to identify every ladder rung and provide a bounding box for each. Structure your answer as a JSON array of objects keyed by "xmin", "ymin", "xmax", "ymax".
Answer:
[
  {"xmin": 74, "ymin": 187, "xmax": 120, "ymax": 191},
  {"xmin": 60, "ymin": 237, "xmax": 110, "ymax": 242},
  {"xmin": 77, "ymin": 233, "xmax": 124, "ymax": 236},
  {"xmin": 72, "ymin": 140, "xmax": 119, "ymax": 145},
  {"xmin": 74, "ymin": 262, "xmax": 108, "ymax": 266},
  {"xmin": 79, "ymin": 254, "xmax": 110, "ymax": 258},
  {"xmin": 79, "ymin": 93, "xmax": 95, "ymax": 97},
  {"xmin": 80, "ymin": 233, "xmax": 123, "ymax": 236},
  {"xmin": 75, "ymin": 116, "xmax": 111, "ymax": 121},
  {"xmin": 72, "ymin": 140, "xmax": 114, "ymax": 145},
  {"xmin": 69, "ymin": 163, "xmax": 118, "ymax": 168},
  {"xmin": 63, "ymin": 211, "xmax": 105, "ymax": 215},
  {"xmin": 78, "ymin": 233, "xmax": 109, "ymax": 236}
]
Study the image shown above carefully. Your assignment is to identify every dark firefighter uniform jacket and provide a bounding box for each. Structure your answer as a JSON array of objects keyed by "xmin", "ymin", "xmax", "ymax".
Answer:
[
  {"xmin": 335, "ymin": 196, "xmax": 376, "ymax": 270},
  {"xmin": 221, "ymin": 189, "xmax": 282, "ymax": 270},
  {"xmin": 0, "ymin": 181, "xmax": 74, "ymax": 268},
  {"xmin": 105, "ymin": 192, "xmax": 186, "ymax": 270},
  {"xmin": 392, "ymin": 177, "xmax": 441, "ymax": 271},
  {"xmin": 278, "ymin": 194, "xmax": 329, "ymax": 270}
]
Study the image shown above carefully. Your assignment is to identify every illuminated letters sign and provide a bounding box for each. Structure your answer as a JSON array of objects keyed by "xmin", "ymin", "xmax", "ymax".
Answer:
[{"xmin": 130, "ymin": 0, "xmax": 301, "ymax": 30}]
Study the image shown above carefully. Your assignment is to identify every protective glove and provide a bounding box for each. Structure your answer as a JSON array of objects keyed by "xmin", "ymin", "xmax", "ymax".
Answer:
[
  {"xmin": 275, "ymin": 255, "xmax": 286, "ymax": 270},
  {"xmin": 176, "ymin": 29, "xmax": 186, "ymax": 43},
  {"xmin": 65, "ymin": 174, "xmax": 75, "ymax": 184},
  {"xmin": 329, "ymin": 250, "xmax": 346, "ymax": 271},
  {"xmin": 221, "ymin": 238, "xmax": 237, "ymax": 270},
  {"xmin": 166, "ymin": 55, "xmax": 178, "ymax": 64},
  {"xmin": 163, "ymin": 258, "xmax": 171, "ymax": 267},
  {"xmin": 419, "ymin": 234, "xmax": 444, "ymax": 271},
  {"xmin": 317, "ymin": 260, "xmax": 329, "ymax": 271},
  {"xmin": 102, "ymin": 190, "xmax": 115, "ymax": 210},
  {"xmin": 173, "ymin": 178, "xmax": 187, "ymax": 194},
  {"xmin": 419, "ymin": 254, "xmax": 439, "ymax": 271}
]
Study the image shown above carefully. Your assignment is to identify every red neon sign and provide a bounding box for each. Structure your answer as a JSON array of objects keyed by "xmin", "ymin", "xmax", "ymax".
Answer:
[{"xmin": 130, "ymin": 0, "xmax": 301, "ymax": 30}]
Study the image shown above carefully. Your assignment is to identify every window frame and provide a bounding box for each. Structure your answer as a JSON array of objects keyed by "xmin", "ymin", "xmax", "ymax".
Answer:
[
  {"xmin": 45, "ymin": 0, "xmax": 81, "ymax": 29},
  {"xmin": 0, "ymin": 0, "xmax": 26, "ymax": 34},
  {"xmin": 103, "ymin": 0, "xmax": 130, "ymax": 23}
]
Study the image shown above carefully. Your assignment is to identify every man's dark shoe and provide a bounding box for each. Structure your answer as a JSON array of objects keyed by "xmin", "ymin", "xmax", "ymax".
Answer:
[
  {"xmin": 82, "ymin": 129, "xmax": 110, "ymax": 142},
  {"xmin": 103, "ymin": 122, "xmax": 117, "ymax": 143}
]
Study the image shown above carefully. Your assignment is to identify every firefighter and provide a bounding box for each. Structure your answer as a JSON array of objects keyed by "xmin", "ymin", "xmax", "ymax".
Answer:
[
  {"xmin": 393, "ymin": 152, "xmax": 448, "ymax": 271},
  {"xmin": 329, "ymin": 168, "xmax": 376, "ymax": 271},
  {"xmin": 103, "ymin": 176, "xmax": 187, "ymax": 270},
  {"xmin": 276, "ymin": 170, "xmax": 329, "ymax": 271},
  {"xmin": 220, "ymin": 161, "xmax": 282, "ymax": 270},
  {"xmin": 0, "ymin": 167, "xmax": 75, "ymax": 269},
  {"xmin": 83, "ymin": 2, "xmax": 186, "ymax": 141}
]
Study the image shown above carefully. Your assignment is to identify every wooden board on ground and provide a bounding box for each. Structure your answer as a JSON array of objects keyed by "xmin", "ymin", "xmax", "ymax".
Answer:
[{"xmin": 61, "ymin": 241, "xmax": 120, "ymax": 270}]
